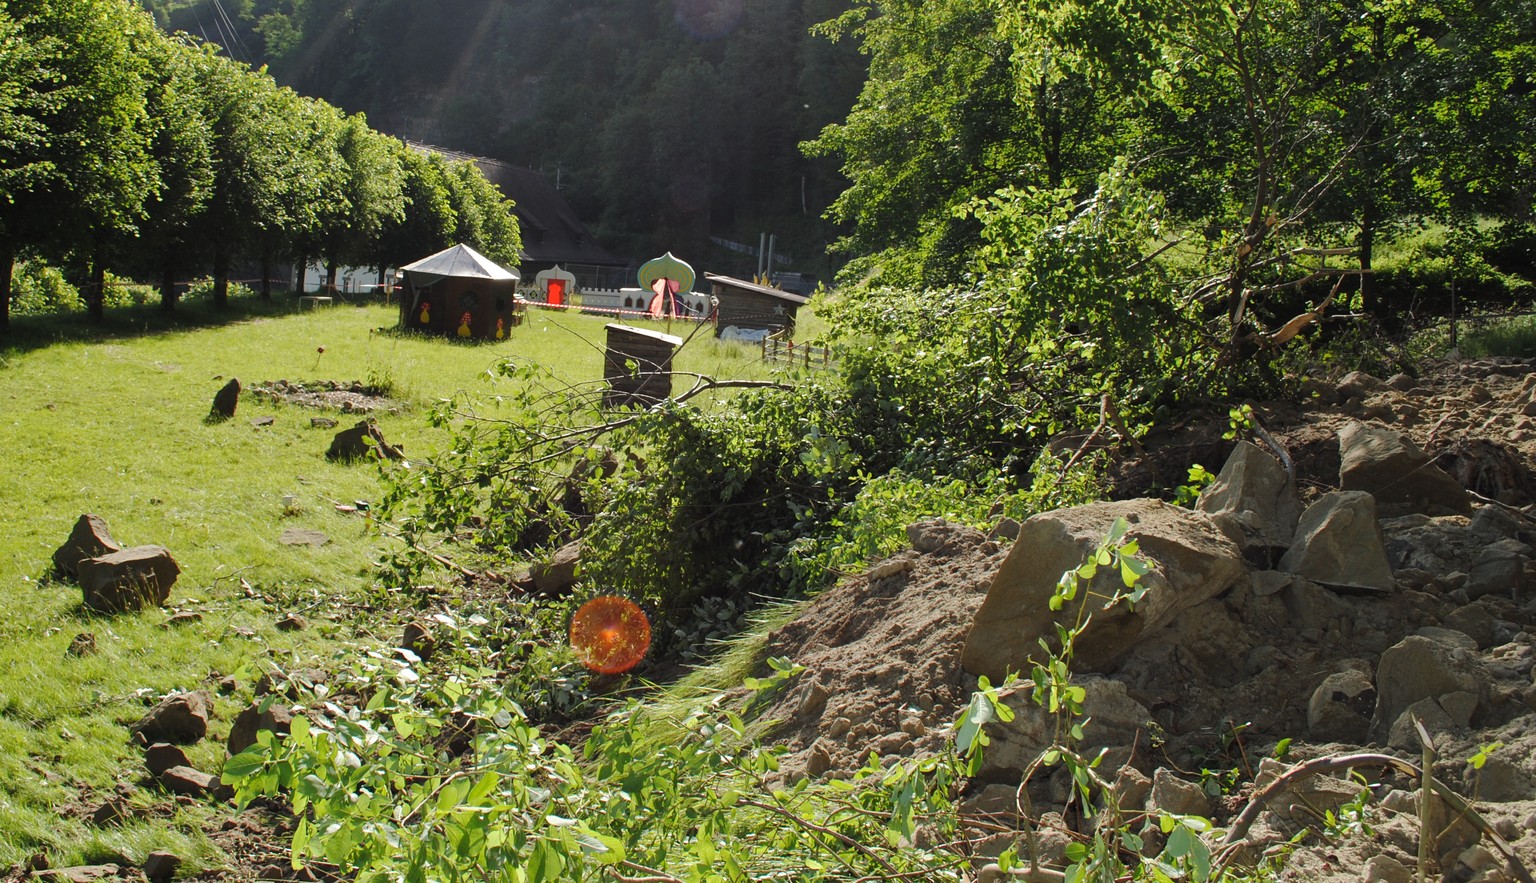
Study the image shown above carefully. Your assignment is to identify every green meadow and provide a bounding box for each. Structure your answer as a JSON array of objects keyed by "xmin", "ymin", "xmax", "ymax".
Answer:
[{"xmin": 0, "ymin": 297, "xmax": 786, "ymax": 868}]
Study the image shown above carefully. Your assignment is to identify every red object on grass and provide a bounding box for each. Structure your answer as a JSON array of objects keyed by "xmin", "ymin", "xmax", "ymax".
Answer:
[{"xmin": 569, "ymin": 596, "xmax": 652, "ymax": 674}]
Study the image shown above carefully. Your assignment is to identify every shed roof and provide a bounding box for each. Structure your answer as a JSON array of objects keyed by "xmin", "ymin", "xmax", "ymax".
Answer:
[
  {"xmin": 605, "ymin": 323, "xmax": 683, "ymax": 346},
  {"xmin": 704, "ymin": 273, "xmax": 810, "ymax": 306},
  {"xmin": 400, "ymin": 243, "xmax": 520, "ymax": 286}
]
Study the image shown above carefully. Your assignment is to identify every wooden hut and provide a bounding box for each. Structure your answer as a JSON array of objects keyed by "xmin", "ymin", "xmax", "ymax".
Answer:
[
  {"xmin": 704, "ymin": 273, "xmax": 809, "ymax": 337},
  {"xmin": 603, "ymin": 324, "xmax": 682, "ymax": 407},
  {"xmin": 398, "ymin": 244, "xmax": 521, "ymax": 340}
]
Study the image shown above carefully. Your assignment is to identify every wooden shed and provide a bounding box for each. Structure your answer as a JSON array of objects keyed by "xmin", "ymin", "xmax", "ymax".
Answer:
[
  {"xmin": 705, "ymin": 273, "xmax": 809, "ymax": 337},
  {"xmin": 603, "ymin": 324, "xmax": 682, "ymax": 408},
  {"xmin": 398, "ymin": 244, "xmax": 521, "ymax": 340}
]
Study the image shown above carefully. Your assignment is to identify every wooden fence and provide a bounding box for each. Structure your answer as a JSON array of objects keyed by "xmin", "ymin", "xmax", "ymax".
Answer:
[{"xmin": 762, "ymin": 336, "xmax": 834, "ymax": 369}]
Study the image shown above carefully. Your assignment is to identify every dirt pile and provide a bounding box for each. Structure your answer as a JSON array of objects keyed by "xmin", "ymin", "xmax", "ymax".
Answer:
[{"xmin": 754, "ymin": 357, "xmax": 1536, "ymax": 882}]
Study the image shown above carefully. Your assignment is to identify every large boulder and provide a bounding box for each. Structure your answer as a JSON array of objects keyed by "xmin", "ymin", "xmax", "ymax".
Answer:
[
  {"xmin": 1276, "ymin": 491, "xmax": 1394, "ymax": 592},
  {"xmin": 975, "ymin": 676, "xmax": 1150, "ymax": 781},
  {"xmin": 1371, "ymin": 635, "xmax": 1488, "ymax": 744},
  {"xmin": 1339, "ymin": 422, "xmax": 1471, "ymax": 516},
  {"xmin": 962, "ymin": 499, "xmax": 1246, "ymax": 679},
  {"xmin": 530, "ymin": 540, "xmax": 582, "ymax": 595},
  {"xmin": 1197, "ymin": 440, "xmax": 1301, "ymax": 554},
  {"xmin": 326, "ymin": 420, "xmax": 403, "ymax": 461},
  {"xmin": 53, "ymin": 514, "xmax": 122, "ymax": 578},
  {"xmin": 77, "ymin": 546, "xmax": 180, "ymax": 612}
]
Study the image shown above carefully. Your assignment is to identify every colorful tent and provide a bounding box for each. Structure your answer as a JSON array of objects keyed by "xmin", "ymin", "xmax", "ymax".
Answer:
[{"xmin": 398, "ymin": 244, "xmax": 522, "ymax": 340}]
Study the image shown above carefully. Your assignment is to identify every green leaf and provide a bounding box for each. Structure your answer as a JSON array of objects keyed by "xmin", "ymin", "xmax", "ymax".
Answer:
[{"xmin": 220, "ymin": 749, "xmax": 266, "ymax": 784}]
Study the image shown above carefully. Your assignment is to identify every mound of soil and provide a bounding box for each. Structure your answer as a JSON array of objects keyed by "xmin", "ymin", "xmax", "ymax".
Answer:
[{"xmin": 753, "ymin": 356, "xmax": 1536, "ymax": 882}]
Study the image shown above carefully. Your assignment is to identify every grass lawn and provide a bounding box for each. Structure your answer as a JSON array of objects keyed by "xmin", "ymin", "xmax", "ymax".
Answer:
[{"xmin": 0, "ymin": 294, "xmax": 802, "ymax": 868}]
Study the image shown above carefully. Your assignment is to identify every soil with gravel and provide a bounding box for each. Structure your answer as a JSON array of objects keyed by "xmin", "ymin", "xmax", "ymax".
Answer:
[
  {"xmin": 248, "ymin": 379, "xmax": 398, "ymax": 414},
  {"xmin": 750, "ymin": 356, "xmax": 1536, "ymax": 882}
]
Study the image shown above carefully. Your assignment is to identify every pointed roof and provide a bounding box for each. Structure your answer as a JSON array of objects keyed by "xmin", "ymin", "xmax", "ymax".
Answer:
[{"xmin": 400, "ymin": 244, "xmax": 520, "ymax": 286}]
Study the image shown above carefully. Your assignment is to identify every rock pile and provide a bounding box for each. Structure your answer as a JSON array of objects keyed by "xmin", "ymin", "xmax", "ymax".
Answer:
[
  {"xmin": 755, "ymin": 400, "xmax": 1536, "ymax": 882},
  {"xmin": 52, "ymin": 514, "xmax": 181, "ymax": 613}
]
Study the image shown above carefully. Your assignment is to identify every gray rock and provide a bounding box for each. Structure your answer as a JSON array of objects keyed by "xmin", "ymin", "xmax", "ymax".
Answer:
[
  {"xmin": 1307, "ymin": 669, "xmax": 1375, "ymax": 744},
  {"xmin": 78, "ymin": 545, "xmax": 180, "ymax": 612},
  {"xmin": 227, "ymin": 700, "xmax": 294, "ymax": 756},
  {"xmin": 1339, "ymin": 422, "xmax": 1471, "ymax": 516},
  {"xmin": 1338, "ymin": 371, "xmax": 1390, "ymax": 399},
  {"xmin": 1414, "ymin": 626, "xmax": 1478, "ymax": 651},
  {"xmin": 1277, "ymin": 491, "xmax": 1394, "ymax": 592},
  {"xmin": 976, "ymin": 676, "xmax": 1149, "ymax": 780},
  {"xmin": 1446, "ymin": 603, "xmax": 1498, "ymax": 648},
  {"xmin": 1387, "ymin": 697, "xmax": 1458, "ymax": 749},
  {"xmin": 1196, "ymin": 440, "xmax": 1301, "ymax": 552},
  {"xmin": 52, "ymin": 514, "xmax": 122, "ymax": 578},
  {"xmin": 1467, "ymin": 538, "xmax": 1530, "ymax": 599},
  {"xmin": 907, "ymin": 519, "xmax": 984, "ymax": 554},
  {"xmin": 1373, "ymin": 635, "xmax": 1488, "ymax": 743},
  {"xmin": 1471, "ymin": 506, "xmax": 1522, "ymax": 541},
  {"xmin": 1364, "ymin": 854, "xmax": 1413, "ymax": 883},
  {"xmin": 130, "ymin": 691, "xmax": 213, "ymax": 745},
  {"xmin": 209, "ymin": 377, "xmax": 240, "ymax": 420},
  {"xmin": 530, "ymin": 540, "xmax": 581, "ymax": 595},
  {"xmin": 1471, "ymin": 754, "xmax": 1535, "ymax": 802},
  {"xmin": 962, "ymin": 499, "xmax": 1245, "ymax": 679},
  {"xmin": 1147, "ymin": 768, "xmax": 1209, "ymax": 817}
]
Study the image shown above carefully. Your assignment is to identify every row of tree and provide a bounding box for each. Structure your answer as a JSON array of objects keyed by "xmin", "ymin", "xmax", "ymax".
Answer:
[
  {"xmin": 0, "ymin": 0, "xmax": 521, "ymax": 330},
  {"xmin": 143, "ymin": 0, "xmax": 867, "ymax": 277}
]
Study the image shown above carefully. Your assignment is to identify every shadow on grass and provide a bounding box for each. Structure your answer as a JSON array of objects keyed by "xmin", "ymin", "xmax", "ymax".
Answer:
[{"xmin": 0, "ymin": 290, "xmax": 394, "ymax": 360}]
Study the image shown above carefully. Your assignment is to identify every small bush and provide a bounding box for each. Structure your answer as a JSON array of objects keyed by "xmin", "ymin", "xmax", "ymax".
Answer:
[
  {"xmin": 101, "ymin": 273, "xmax": 158, "ymax": 309},
  {"xmin": 9, "ymin": 260, "xmax": 81, "ymax": 315},
  {"xmin": 183, "ymin": 276, "xmax": 256, "ymax": 302}
]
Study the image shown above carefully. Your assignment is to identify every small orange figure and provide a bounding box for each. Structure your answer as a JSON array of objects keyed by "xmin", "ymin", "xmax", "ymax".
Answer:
[
  {"xmin": 418, "ymin": 301, "xmax": 430, "ymax": 325},
  {"xmin": 495, "ymin": 317, "xmax": 506, "ymax": 339},
  {"xmin": 457, "ymin": 311, "xmax": 472, "ymax": 337}
]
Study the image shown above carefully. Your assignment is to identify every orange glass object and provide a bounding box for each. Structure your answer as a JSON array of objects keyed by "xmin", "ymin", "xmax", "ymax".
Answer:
[{"xmin": 569, "ymin": 596, "xmax": 651, "ymax": 674}]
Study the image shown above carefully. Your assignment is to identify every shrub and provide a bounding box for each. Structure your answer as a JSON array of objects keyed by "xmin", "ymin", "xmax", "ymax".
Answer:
[{"xmin": 9, "ymin": 260, "xmax": 81, "ymax": 315}]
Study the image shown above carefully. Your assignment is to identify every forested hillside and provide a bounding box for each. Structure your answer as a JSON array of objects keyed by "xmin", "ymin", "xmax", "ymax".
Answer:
[{"xmin": 141, "ymin": 0, "xmax": 868, "ymax": 272}]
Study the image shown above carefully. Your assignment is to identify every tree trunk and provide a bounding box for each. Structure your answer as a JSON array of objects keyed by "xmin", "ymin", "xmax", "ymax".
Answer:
[
  {"xmin": 160, "ymin": 260, "xmax": 177, "ymax": 312},
  {"xmin": 212, "ymin": 248, "xmax": 230, "ymax": 309},
  {"xmin": 259, "ymin": 240, "xmax": 273, "ymax": 301},
  {"xmin": 1358, "ymin": 206, "xmax": 1377, "ymax": 316},
  {"xmin": 86, "ymin": 247, "xmax": 106, "ymax": 322},
  {"xmin": 0, "ymin": 240, "xmax": 13, "ymax": 331},
  {"xmin": 294, "ymin": 255, "xmax": 309, "ymax": 296},
  {"xmin": 325, "ymin": 261, "xmax": 338, "ymax": 295}
]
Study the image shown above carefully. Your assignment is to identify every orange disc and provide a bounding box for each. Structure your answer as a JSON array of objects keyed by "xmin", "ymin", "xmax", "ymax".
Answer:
[{"xmin": 569, "ymin": 596, "xmax": 652, "ymax": 674}]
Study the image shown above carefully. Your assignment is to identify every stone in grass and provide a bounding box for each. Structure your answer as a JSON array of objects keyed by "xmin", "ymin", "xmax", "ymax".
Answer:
[
  {"xmin": 276, "ymin": 613, "xmax": 306, "ymax": 632},
  {"xmin": 227, "ymin": 701, "xmax": 294, "ymax": 756},
  {"xmin": 78, "ymin": 546, "xmax": 180, "ymax": 613},
  {"xmin": 145, "ymin": 742, "xmax": 191, "ymax": 778},
  {"xmin": 52, "ymin": 514, "xmax": 122, "ymax": 579},
  {"xmin": 209, "ymin": 378, "xmax": 241, "ymax": 421},
  {"xmin": 159, "ymin": 765, "xmax": 220, "ymax": 798},
  {"xmin": 129, "ymin": 691, "xmax": 213, "ymax": 745},
  {"xmin": 143, "ymin": 852, "xmax": 181, "ymax": 883},
  {"xmin": 279, "ymin": 528, "xmax": 329, "ymax": 547},
  {"xmin": 326, "ymin": 419, "xmax": 403, "ymax": 461}
]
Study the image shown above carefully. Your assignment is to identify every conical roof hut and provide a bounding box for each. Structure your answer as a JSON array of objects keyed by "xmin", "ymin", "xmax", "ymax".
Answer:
[{"xmin": 398, "ymin": 244, "xmax": 522, "ymax": 340}]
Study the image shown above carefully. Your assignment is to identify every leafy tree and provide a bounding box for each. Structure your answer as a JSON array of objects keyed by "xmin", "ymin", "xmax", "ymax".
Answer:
[
  {"xmin": 1, "ymin": 0, "xmax": 161, "ymax": 323},
  {"xmin": 805, "ymin": 0, "xmax": 1114, "ymax": 288}
]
